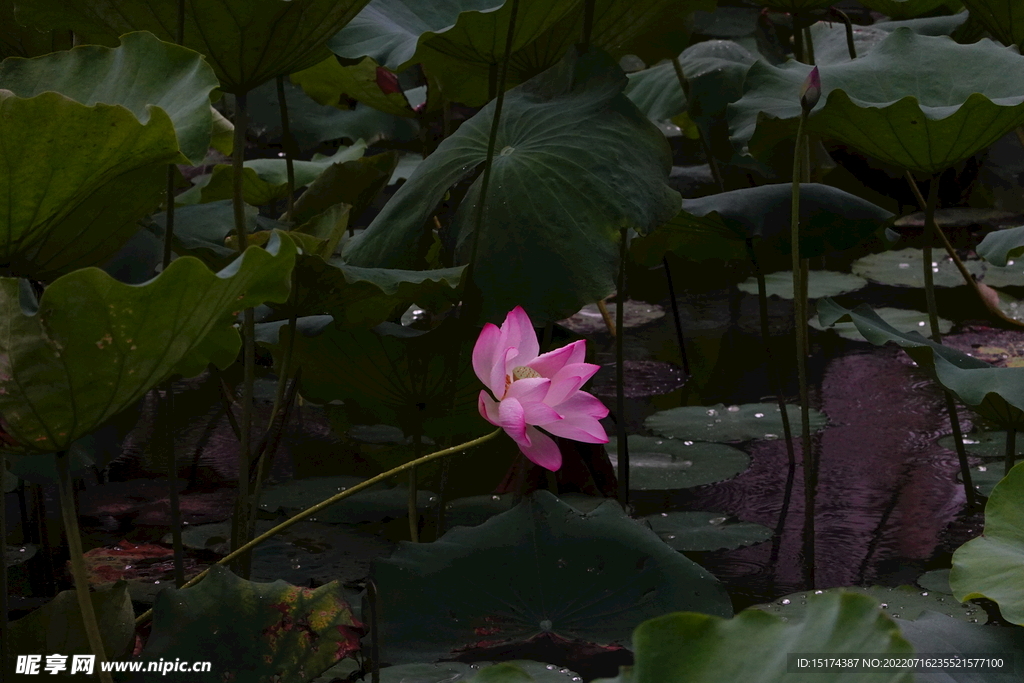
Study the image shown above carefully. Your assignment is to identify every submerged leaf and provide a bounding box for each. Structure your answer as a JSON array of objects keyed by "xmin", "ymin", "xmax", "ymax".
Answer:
[
  {"xmin": 645, "ymin": 403, "xmax": 827, "ymax": 443},
  {"xmin": 606, "ymin": 436, "xmax": 750, "ymax": 490}
]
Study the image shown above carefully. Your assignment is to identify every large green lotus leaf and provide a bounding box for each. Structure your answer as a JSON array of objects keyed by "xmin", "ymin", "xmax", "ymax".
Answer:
[
  {"xmin": 852, "ymin": 249, "xmax": 984, "ymax": 288},
  {"xmin": 7, "ymin": 583, "xmax": 134, "ymax": 678},
  {"xmin": 644, "ymin": 511, "xmax": 772, "ymax": 551},
  {"xmin": 751, "ymin": 0, "xmax": 835, "ymax": 11},
  {"xmin": 977, "ymin": 225, "xmax": 1024, "ymax": 268},
  {"xmin": 377, "ymin": 661, "xmax": 581, "ymax": 683},
  {"xmin": 894, "ymin": 611, "xmax": 1024, "ymax": 683},
  {"xmin": 0, "ymin": 0, "xmax": 71, "ymax": 58},
  {"xmin": 728, "ymin": 29, "xmax": 1024, "ymax": 174},
  {"xmin": 816, "ymin": 300, "xmax": 1024, "ymax": 429},
  {"xmin": 0, "ymin": 39, "xmax": 220, "ymax": 278},
  {"xmin": 0, "ymin": 32, "xmax": 219, "ymax": 164},
  {"xmin": 0, "ymin": 234, "xmax": 296, "ymax": 455},
  {"xmin": 181, "ymin": 143, "xmax": 368, "ymax": 206},
  {"xmin": 737, "ymin": 270, "xmax": 867, "ymax": 300},
  {"xmin": 606, "ymin": 436, "xmax": 750, "ymax": 490},
  {"xmin": 628, "ymin": 592, "xmax": 912, "ymax": 683},
  {"xmin": 288, "ymin": 151, "xmax": 399, "ymax": 227},
  {"xmin": 755, "ymin": 586, "xmax": 985, "ymax": 624},
  {"xmin": 860, "ymin": 0, "xmax": 956, "ymax": 20},
  {"xmin": 141, "ymin": 565, "xmax": 363, "ymax": 681},
  {"xmin": 342, "ymin": 48, "xmax": 679, "ymax": 325},
  {"xmin": 951, "ymin": 461, "xmax": 1024, "ymax": 625},
  {"xmin": 645, "ymin": 403, "xmax": 827, "ymax": 443},
  {"xmin": 283, "ymin": 258, "xmax": 466, "ymax": 327},
  {"xmin": 258, "ymin": 475, "xmax": 436, "ymax": 524},
  {"xmin": 808, "ymin": 306, "xmax": 951, "ymax": 342},
  {"xmin": 624, "ymin": 40, "xmax": 757, "ymax": 122},
  {"xmin": 15, "ymin": 0, "xmax": 373, "ymax": 93},
  {"xmin": 371, "ymin": 490, "xmax": 731, "ymax": 664},
  {"xmin": 960, "ymin": 0, "xmax": 1024, "ymax": 50},
  {"xmin": 630, "ymin": 184, "xmax": 893, "ymax": 268}
]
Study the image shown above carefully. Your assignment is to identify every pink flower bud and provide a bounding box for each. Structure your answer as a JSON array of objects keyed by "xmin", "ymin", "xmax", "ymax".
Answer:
[
  {"xmin": 375, "ymin": 66, "xmax": 401, "ymax": 95},
  {"xmin": 800, "ymin": 66, "xmax": 821, "ymax": 112}
]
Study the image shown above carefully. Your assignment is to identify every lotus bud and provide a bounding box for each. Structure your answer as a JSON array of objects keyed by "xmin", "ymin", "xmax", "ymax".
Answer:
[{"xmin": 800, "ymin": 66, "xmax": 821, "ymax": 112}]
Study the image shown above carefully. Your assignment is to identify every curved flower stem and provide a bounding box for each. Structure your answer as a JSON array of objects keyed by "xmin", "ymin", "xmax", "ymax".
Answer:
[
  {"xmin": 792, "ymin": 109, "xmax": 814, "ymax": 588},
  {"xmin": 830, "ymin": 8, "xmax": 857, "ymax": 60},
  {"xmin": 903, "ymin": 171, "xmax": 975, "ymax": 507},
  {"xmin": 596, "ymin": 299, "xmax": 616, "ymax": 337},
  {"xmin": 616, "ymin": 228, "xmax": 629, "ymax": 506},
  {"xmin": 56, "ymin": 452, "xmax": 114, "ymax": 683},
  {"xmin": 408, "ymin": 431, "xmax": 422, "ymax": 542},
  {"xmin": 1006, "ymin": 427, "xmax": 1017, "ymax": 477},
  {"xmin": 136, "ymin": 428, "xmax": 503, "ymax": 626}
]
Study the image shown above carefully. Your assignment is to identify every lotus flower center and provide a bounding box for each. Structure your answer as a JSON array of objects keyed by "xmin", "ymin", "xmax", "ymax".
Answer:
[{"xmin": 512, "ymin": 366, "xmax": 541, "ymax": 380}]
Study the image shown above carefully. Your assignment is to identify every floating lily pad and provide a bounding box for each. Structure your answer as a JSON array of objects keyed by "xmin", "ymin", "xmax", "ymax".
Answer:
[
  {"xmin": 591, "ymin": 361, "xmax": 687, "ymax": 399},
  {"xmin": 977, "ymin": 225, "xmax": 1024, "ymax": 267},
  {"xmin": 644, "ymin": 511, "xmax": 772, "ymax": 551},
  {"xmin": 952, "ymin": 461, "xmax": 1024, "ymax": 625},
  {"xmin": 959, "ymin": 465, "xmax": 1006, "ymax": 497},
  {"xmin": 729, "ymin": 29, "xmax": 1024, "ymax": 175},
  {"xmin": 371, "ymin": 490, "xmax": 731, "ymax": 664},
  {"xmin": 558, "ymin": 300, "xmax": 664, "ymax": 335},
  {"xmin": 753, "ymin": 585, "xmax": 985, "ymax": 624},
  {"xmin": 737, "ymin": 270, "xmax": 867, "ymax": 299},
  {"xmin": 81, "ymin": 540, "xmax": 205, "ymax": 604},
  {"xmin": 141, "ymin": 565, "xmax": 364, "ymax": 681},
  {"xmin": 622, "ymin": 591, "xmax": 912, "ymax": 683},
  {"xmin": 852, "ymin": 249, "xmax": 982, "ymax": 289},
  {"xmin": 259, "ymin": 475, "xmax": 437, "ymax": 524},
  {"xmin": 894, "ymin": 611, "xmax": 1024, "ymax": 683},
  {"xmin": 917, "ymin": 569, "xmax": 953, "ymax": 595},
  {"xmin": 939, "ymin": 431, "xmax": 1024, "ymax": 459},
  {"xmin": 809, "ymin": 306, "xmax": 951, "ymax": 342},
  {"xmin": 645, "ymin": 403, "xmax": 827, "ymax": 443},
  {"xmin": 607, "ymin": 436, "xmax": 750, "ymax": 490},
  {"xmin": 5, "ymin": 544, "xmax": 37, "ymax": 568},
  {"xmin": 377, "ymin": 661, "xmax": 581, "ymax": 683},
  {"xmin": 443, "ymin": 494, "xmax": 518, "ymax": 530}
]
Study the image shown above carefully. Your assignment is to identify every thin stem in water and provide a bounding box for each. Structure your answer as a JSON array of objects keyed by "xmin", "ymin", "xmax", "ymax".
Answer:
[
  {"xmin": 276, "ymin": 76, "xmax": 297, "ymax": 217},
  {"xmin": 662, "ymin": 257, "xmax": 690, "ymax": 377},
  {"xmin": 56, "ymin": 453, "xmax": 114, "ymax": 683},
  {"xmin": 616, "ymin": 228, "xmax": 629, "ymax": 506},
  {"xmin": 670, "ymin": 57, "xmax": 724, "ymax": 192},
  {"xmin": 1006, "ymin": 427, "xmax": 1017, "ymax": 477}
]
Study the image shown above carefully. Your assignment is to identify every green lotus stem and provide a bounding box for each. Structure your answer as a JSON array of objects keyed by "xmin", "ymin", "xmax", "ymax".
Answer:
[
  {"xmin": 56, "ymin": 452, "xmax": 114, "ymax": 683},
  {"xmin": 136, "ymin": 428, "xmax": 503, "ymax": 626},
  {"xmin": 596, "ymin": 299, "xmax": 616, "ymax": 336},
  {"xmin": 746, "ymin": 240, "xmax": 796, "ymax": 467},
  {"xmin": 670, "ymin": 57, "xmax": 725, "ymax": 192},
  {"xmin": 276, "ymin": 76, "xmax": 297, "ymax": 216},
  {"xmin": 1006, "ymin": 428, "xmax": 1017, "ymax": 477},
  {"xmin": 792, "ymin": 109, "xmax": 815, "ymax": 588},
  {"xmin": 229, "ymin": 90, "xmax": 256, "ymax": 577},
  {"xmin": 160, "ymin": 389, "xmax": 186, "ymax": 588},
  {"xmin": 803, "ymin": 26, "xmax": 815, "ymax": 65},
  {"xmin": 582, "ymin": 0, "xmax": 595, "ymax": 51},
  {"xmin": 616, "ymin": 227, "xmax": 629, "ymax": 505},
  {"xmin": 830, "ymin": 8, "xmax": 857, "ymax": 60},
  {"xmin": 662, "ymin": 257, "xmax": 691, "ymax": 377},
  {"xmin": 921, "ymin": 178, "xmax": 942, "ymax": 341},
  {"xmin": 1, "ymin": 461, "xmax": 8, "ymax": 678},
  {"xmin": 903, "ymin": 171, "xmax": 976, "ymax": 506}
]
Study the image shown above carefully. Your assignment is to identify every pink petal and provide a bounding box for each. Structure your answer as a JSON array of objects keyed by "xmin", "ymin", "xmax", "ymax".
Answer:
[
  {"xmin": 544, "ymin": 362, "xmax": 601, "ymax": 406},
  {"xmin": 520, "ymin": 426, "xmax": 562, "ymax": 471},
  {"xmin": 539, "ymin": 391, "xmax": 609, "ymax": 443},
  {"xmin": 473, "ymin": 323, "xmax": 504, "ymax": 394},
  {"xmin": 504, "ymin": 377, "xmax": 551, "ymax": 405},
  {"xmin": 527, "ymin": 340, "xmax": 586, "ymax": 378},
  {"xmin": 478, "ymin": 390, "xmax": 501, "ymax": 426},
  {"xmin": 501, "ymin": 306, "xmax": 539, "ymax": 367},
  {"xmin": 498, "ymin": 397, "xmax": 530, "ymax": 450}
]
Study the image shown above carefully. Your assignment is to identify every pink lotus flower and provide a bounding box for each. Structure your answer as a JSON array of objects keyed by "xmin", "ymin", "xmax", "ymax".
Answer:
[{"xmin": 473, "ymin": 306, "xmax": 609, "ymax": 471}]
